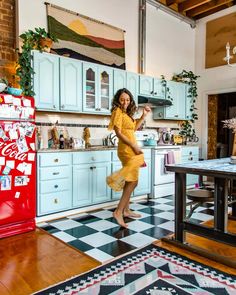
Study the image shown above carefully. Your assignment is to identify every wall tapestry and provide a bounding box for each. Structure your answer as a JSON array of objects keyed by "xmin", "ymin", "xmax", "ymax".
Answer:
[
  {"xmin": 46, "ymin": 3, "xmax": 126, "ymax": 69},
  {"xmin": 205, "ymin": 12, "xmax": 236, "ymax": 68}
]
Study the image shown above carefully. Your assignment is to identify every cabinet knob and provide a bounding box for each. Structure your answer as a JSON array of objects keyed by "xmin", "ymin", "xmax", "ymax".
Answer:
[
  {"xmin": 54, "ymin": 159, "xmax": 59, "ymax": 162},
  {"xmin": 54, "ymin": 198, "xmax": 58, "ymax": 204},
  {"xmin": 91, "ymin": 157, "xmax": 95, "ymax": 161},
  {"xmin": 95, "ymin": 108, "xmax": 101, "ymax": 111},
  {"xmin": 53, "ymin": 172, "xmax": 59, "ymax": 175},
  {"xmin": 53, "ymin": 105, "xmax": 56, "ymax": 109},
  {"xmin": 90, "ymin": 166, "xmax": 94, "ymax": 170},
  {"xmin": 61, "ymin": 105, "xmax": 65, "ymax": 109},
  {"xmin": 154, "ymin": 92, "xmax": 157, "ymax": 95},
  {"xmin": 54, "ymin": 184, "xmax": 58, "ymax": 188},
  {"xmin": 158, "ymin": 112, "xmax": 163, "ymax": 117},
  {"xmin": 174, "ymin": 115, "xmax": 178, "ymax": 117},
  {"xmin": 150, "ymin": 90, "xmax": 153, "ymax": 95}
]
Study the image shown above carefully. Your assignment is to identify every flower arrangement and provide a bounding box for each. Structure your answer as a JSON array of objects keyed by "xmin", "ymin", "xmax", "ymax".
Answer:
[{"xmin": 222, "ymin": 118, "xmax": 236, "ymax": 132}]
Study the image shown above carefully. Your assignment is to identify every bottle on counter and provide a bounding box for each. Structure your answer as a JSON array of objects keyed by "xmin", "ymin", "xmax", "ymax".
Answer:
[{"xmin": 59, "ymin": 134, "xmax": 65, "ymax": 149}]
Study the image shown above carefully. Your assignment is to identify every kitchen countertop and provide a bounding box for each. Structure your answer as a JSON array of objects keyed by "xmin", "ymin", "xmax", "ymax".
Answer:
[{"xmin": 37, "ymin": 144, "xmax": 199, "ymax": 153}]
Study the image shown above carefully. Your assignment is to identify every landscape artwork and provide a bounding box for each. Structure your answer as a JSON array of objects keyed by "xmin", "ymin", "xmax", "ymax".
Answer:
[{"xmin": 47, "ymin": 4, "xmax": 126, "ymax": 69}]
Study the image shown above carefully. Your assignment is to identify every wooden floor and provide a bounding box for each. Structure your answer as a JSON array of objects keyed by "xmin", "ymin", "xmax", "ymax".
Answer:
[{"xmin": 0, "ymin": 220, "xmax": 235, "ymax": 295}]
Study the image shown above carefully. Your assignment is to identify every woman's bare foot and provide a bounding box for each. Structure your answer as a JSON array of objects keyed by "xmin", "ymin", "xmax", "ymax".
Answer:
[
  {"xmin": 113, "ymin": 210, "xmax": 128, "ymax": 228},
  {"xmin": 123, "ymin": 210, "xmax": 142, "ymax": 218}
]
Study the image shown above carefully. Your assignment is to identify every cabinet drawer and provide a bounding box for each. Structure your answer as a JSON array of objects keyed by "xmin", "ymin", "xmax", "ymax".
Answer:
[
  {"xmin": 73, "ymin": 151, "xmax": 111, "ymax": 164},
  {"xmin": 181, "ymin": 147, "xmax": 199, "ymax": 157},
  {"xmin": 39, "ymin": 166, "xmax": 71, "ymax": 180},
  {"xmin": 112, "ymin": 148, "xmax": 151, "ymax": 162},
  {"xmin": 38, "ymin": 153, "xmax": 72, "ymax": 167},
  {"xmin": 39, "ymin": 178, "xmax": 72, "ymax": 194},
  {"xmin": 38, "ymin": 191, "xmax": 72, "ymax": 215},
  {"xmin": 181, "ymin": 154, "xmax": 199, "ymax": 163}
]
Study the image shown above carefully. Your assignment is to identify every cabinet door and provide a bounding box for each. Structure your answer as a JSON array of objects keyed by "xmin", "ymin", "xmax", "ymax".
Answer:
[
  {"xmin": 165, "ymin": 81, "xmax": 186, "ymax": 120},
  {"xmin": 92, "ymin": 162, "xmax": 111, "ymax": 203},
  {"xmin": 98, "ymin": 66, "xmax": 113, "ymax": 114},
  {"xmin": 113, "ymin": 69, "xmax": 126, "ymax": 95},
  {"xmin": 134, "ymin": 159, "xmax": 151, "ymax": 196},
  {"xmin": 60, "ymin": 57, "xmax": 82, "ymax": 112},
  {"xmin": 33, "ymin": 51, "xmax": 59, "ymax": 110},
  {"xmin": 153, "ymin": 78, "xmax": 165, "ymax": 98},
  {"xmin": 127, "ymin": 72, "xmax": 139, "ymax": 105},
  {"xmin": 83, "ymin": 63, "xmax": 98, "ymax": 112},
  {"xmin": 73, "ymin": 164, "xmax": 92, "ymax": 207},
  {"xmin": 139, "ymin": 75, "xmax": 153, "ymax": 96},
  {"xmin": 185, "ymin": 85, "xmax": 193, "ymax": 120},
  {"xmin": 111, "ymin": 162, "xmax": 123, "ymax": 200}
]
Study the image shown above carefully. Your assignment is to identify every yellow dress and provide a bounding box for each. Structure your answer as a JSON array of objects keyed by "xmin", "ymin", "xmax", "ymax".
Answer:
[{"xmin": 106, "ymin": 107, "xmax": 144, "ymax": 191}]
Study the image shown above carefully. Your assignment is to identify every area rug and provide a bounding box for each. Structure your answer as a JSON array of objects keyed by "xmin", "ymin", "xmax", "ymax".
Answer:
[{"xmin": 34, "ymin": 244, "xmax": 236, "ymax": 295}]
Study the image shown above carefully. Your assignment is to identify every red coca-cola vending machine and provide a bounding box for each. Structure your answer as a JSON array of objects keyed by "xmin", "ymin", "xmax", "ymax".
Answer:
[{"xmin": 0, "ymin": 93, "xmax": 36, "ymax": 238}]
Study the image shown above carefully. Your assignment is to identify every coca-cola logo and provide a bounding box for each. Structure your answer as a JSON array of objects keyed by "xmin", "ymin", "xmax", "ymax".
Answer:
[{"xmin": 0, "ymin": 142, "xmax": 27, "ymax": 161}]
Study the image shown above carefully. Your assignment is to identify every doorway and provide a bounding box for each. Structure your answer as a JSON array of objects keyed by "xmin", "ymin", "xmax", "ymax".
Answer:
[{"xmin": 208, "ymin": 92, "xmax": 236, "ymax": 159}]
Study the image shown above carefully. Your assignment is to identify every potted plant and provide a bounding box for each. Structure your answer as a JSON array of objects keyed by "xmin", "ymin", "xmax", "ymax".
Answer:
[
  {"xmin": 34, "ymin": 27, "xmax": 58, "ymax": 52},
  {"xmin": 16, "ymin": 27, "xmax": 58, "ymax": 96}
]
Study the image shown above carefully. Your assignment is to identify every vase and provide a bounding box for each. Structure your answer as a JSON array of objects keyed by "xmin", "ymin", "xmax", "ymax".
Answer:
[{"xmin": 39, "ymin": 38, "xmax": 53, "ymax": 53}]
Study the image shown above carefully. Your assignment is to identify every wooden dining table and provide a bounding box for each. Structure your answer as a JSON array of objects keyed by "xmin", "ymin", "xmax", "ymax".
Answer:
[{"xmin": 165, "ymin": 157, "xmax": 236, "ymax": 250}]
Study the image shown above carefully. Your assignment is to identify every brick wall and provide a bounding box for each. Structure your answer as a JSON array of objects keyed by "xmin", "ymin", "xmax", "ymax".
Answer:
[{"xmin": 0, "ymin": 0, "xmax": 17, "ymax": 85}]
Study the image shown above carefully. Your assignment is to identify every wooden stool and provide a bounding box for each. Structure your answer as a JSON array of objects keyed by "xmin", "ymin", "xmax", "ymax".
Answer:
[{"xmin": 186, "ymin": 189, "xmax": 214, "ymax": 219}]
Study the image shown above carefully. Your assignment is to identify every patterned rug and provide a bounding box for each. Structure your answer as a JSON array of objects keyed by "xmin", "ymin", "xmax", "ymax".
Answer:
[{"xmin": 34, "ymin": 244, "xmax": 236, "ymax": 295}]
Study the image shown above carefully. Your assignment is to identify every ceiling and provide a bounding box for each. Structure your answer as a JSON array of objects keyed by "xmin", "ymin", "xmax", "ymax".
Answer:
[{"xmin": 159, "ymin": 0, "xmax": 236, "ymax": 20}]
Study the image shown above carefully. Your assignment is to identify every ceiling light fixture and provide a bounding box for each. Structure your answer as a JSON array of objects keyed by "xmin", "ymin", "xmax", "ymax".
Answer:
[{"xmin": 224, "ymin": 42, "xmax": 236, "ymax": 67}]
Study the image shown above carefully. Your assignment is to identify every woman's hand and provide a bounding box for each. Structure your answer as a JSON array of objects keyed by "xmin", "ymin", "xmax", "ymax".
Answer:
[
  {"xmin": 143, "ymin": 105, "xmax": 151, "ymax": 117},
  {"xmin": 132, "ymin": 144, "xmax": 143, "ymax": 155}
]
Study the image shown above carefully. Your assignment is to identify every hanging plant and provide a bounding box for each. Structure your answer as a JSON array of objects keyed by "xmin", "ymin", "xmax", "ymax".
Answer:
[
  {"xmin": 172, "ymin": 70, "xmax": 200, "ymax": 141},
  {"xmin": 160, "ymin": 75, "xmax": 172, "ymax": 101}
]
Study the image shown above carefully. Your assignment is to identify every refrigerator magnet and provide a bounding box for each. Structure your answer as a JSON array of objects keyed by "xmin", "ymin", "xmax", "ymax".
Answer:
[
  {"xmin": 22, "ymin": 99, "xmax": 31, "ymax": 107},
  {"xmin": 4, "ymin": 95, "xmax": 13, "ymax": 104},
  {"xmin": 15, "ymin": 176, "xmax": 28, "ymax": 186},
  {"xmin": 2, "ymin": 166, "xmax": 11, "ymax": 175},
  {"xmin": 0, "ymin": 175, "xmax": 12, "ymax": 191},
  {"xmin": 15, "ymin": 192, "xmax": 20, "ymax": 198},
  {"xmin": 6, "ymin": 161, "xmax": 15, "ymax": 169}
]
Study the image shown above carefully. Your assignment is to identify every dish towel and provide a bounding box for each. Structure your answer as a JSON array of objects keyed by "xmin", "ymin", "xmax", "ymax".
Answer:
[
  {"xmin": 164, "ymin": 151, "xmax": 175, "ymax": 174},
  {"xmin": 106, "ymin": 154, "xmax": 145, "ymax": 191}
]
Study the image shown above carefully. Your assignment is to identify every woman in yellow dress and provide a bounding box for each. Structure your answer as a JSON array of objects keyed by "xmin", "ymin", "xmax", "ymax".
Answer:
[{"xmin": 107, "ymin": 88, "xmax": 151, "ymax": 228}]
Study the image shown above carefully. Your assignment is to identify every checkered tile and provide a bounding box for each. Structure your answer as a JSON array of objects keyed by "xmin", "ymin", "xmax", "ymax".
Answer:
[{"xmin": 38, "ymin": 196, "xmax": 214, "ymax": 263}]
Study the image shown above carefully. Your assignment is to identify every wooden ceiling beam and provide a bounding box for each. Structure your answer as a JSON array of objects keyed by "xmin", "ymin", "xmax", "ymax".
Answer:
[
  {"xmin": 186, "ymin": 0, "xmax": 234, "ymax": 17},
  {"xmin": 179, "ymin": 0, "xmax": 212, "ymax": 12},
  {"xmin": 194, "ymin": 2, "xmax": 234, "ymax": 19}
]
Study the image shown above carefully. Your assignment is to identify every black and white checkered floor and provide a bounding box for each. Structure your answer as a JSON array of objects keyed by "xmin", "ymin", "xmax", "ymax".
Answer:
[{"xmin": 38, "ymin": 195, "xmax": 215, "ymax": 263}]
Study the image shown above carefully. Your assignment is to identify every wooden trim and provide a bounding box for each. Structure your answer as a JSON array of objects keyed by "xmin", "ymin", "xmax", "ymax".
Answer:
[{"xmin": 15, "ymin": 0, "xmax": 19, "ymax": 50}]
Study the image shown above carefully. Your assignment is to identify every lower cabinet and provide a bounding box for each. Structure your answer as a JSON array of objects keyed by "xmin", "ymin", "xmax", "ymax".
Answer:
[
  {"xmin": 37, "ymin": 153, "xmax": 72, "ymax": 216},
  {"xmin": 72, "ymin": 151, "xmax": 111, "ymax": 207},
  {"xmin": 111, "ymin": 149, "xmax": 152, "ymax": 200},
  {"xmin": 181, "ymin": 146, "xmax": 199, "ymax": 186}
]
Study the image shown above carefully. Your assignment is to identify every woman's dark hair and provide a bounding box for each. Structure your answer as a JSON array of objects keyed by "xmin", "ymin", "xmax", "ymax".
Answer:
[{"xmin": 111, "ymin": 88, "xmax": 137, "ymax": 117}]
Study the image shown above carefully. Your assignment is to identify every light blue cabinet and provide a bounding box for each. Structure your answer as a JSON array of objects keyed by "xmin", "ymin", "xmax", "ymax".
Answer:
[
  {"xmin": 73, "ymin": 164, "xmax": 92, "ymax": 207},
  {"xmin": 139, "ymin": 76, "xmax": 165, "ymax": 99},
  {"xmin": 60, "ymin": 57, "xmax": 82, "ymax": 112},
  {"xmin": 181, "ymin": 146, "xmax": 199, "ymax": 186},
  {"xmin": 83, "ymin": 62, "xmax": 113, "ymax": 114},
  {"xmin": 134, "ymin": 149, "xmax": 152, "ymax": 196},
  {"xmin": 127, "ymin": 72, "xmax": 139, "ymax": 105},
  {"xmin": 72, "ymin": 151, "xmax": 111, "ymax": 207},
  {"xmin": 113, "ymin": 69, "xmax": 126, "ymax": 94},
  {"xmin": 164, "ymin": 81, "xmax": 186, "ymax": 120},
  {"xmin": 33, "ymin": 50, "xmax": 60, "ymax": 111},
  {"xmin": 37, "ymin": 152, "xmax": 72, "ymax": 216}
]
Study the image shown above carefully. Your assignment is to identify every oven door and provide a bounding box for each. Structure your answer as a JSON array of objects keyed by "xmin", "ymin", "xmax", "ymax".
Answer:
[{"xmin": 154, "ymin": 151, "xmax": 175, "ymax": 185}]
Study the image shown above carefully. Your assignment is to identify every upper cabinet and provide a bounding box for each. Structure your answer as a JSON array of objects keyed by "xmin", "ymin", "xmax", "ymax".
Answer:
[
  {"xmin": 164, "ymin": 81, "xmax": 186, "ymax": 120},
  {"xmin": 60, "ymin": 57, "xmax": 82, "ymax": 112},
  {"xmin": 33, "ymin": 51, "xmax": 60, "ymax": 111},
  {"xmin": 113, "ymin": 69, "xmax": 139, "ymax": 105},
  {"xmin": 139, "ymin": 75, "xmax": 165, "ymax": 99},
  {"xmin": 83, "ymin": 62, "xmax": 113, "ymax": 115}
]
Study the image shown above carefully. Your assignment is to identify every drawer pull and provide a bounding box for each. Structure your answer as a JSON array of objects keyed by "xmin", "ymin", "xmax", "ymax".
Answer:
[
  {"xmin": 53, "ymin": 172, "xmax": 60, "ymax": 175},
  {"xmin": 91, "ymin": 157, "xmax": 95, "ymax": 161},
  {"xmin": 54, "ymin": 198, "xmax": 58, "ymax": 204},
  {"xmin": 90, "ymin": 166, "xmax": 94, "ymax": 170},
  {"xmin": 54, "ymin": 159, "xmax": 59, "ymax": 163},
  {"xmin": 54, "ymin": 185, "xmax": 58, "ymax": 188}
]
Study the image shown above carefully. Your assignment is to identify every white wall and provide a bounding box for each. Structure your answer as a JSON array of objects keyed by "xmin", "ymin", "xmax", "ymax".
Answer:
[
  {"xmin": 195, "ymin": 5, "xmax": 236, "ymax": 158},
  {"xmin": 18, "ymin": 0, "xmax": 196, "ymax": 146}
]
